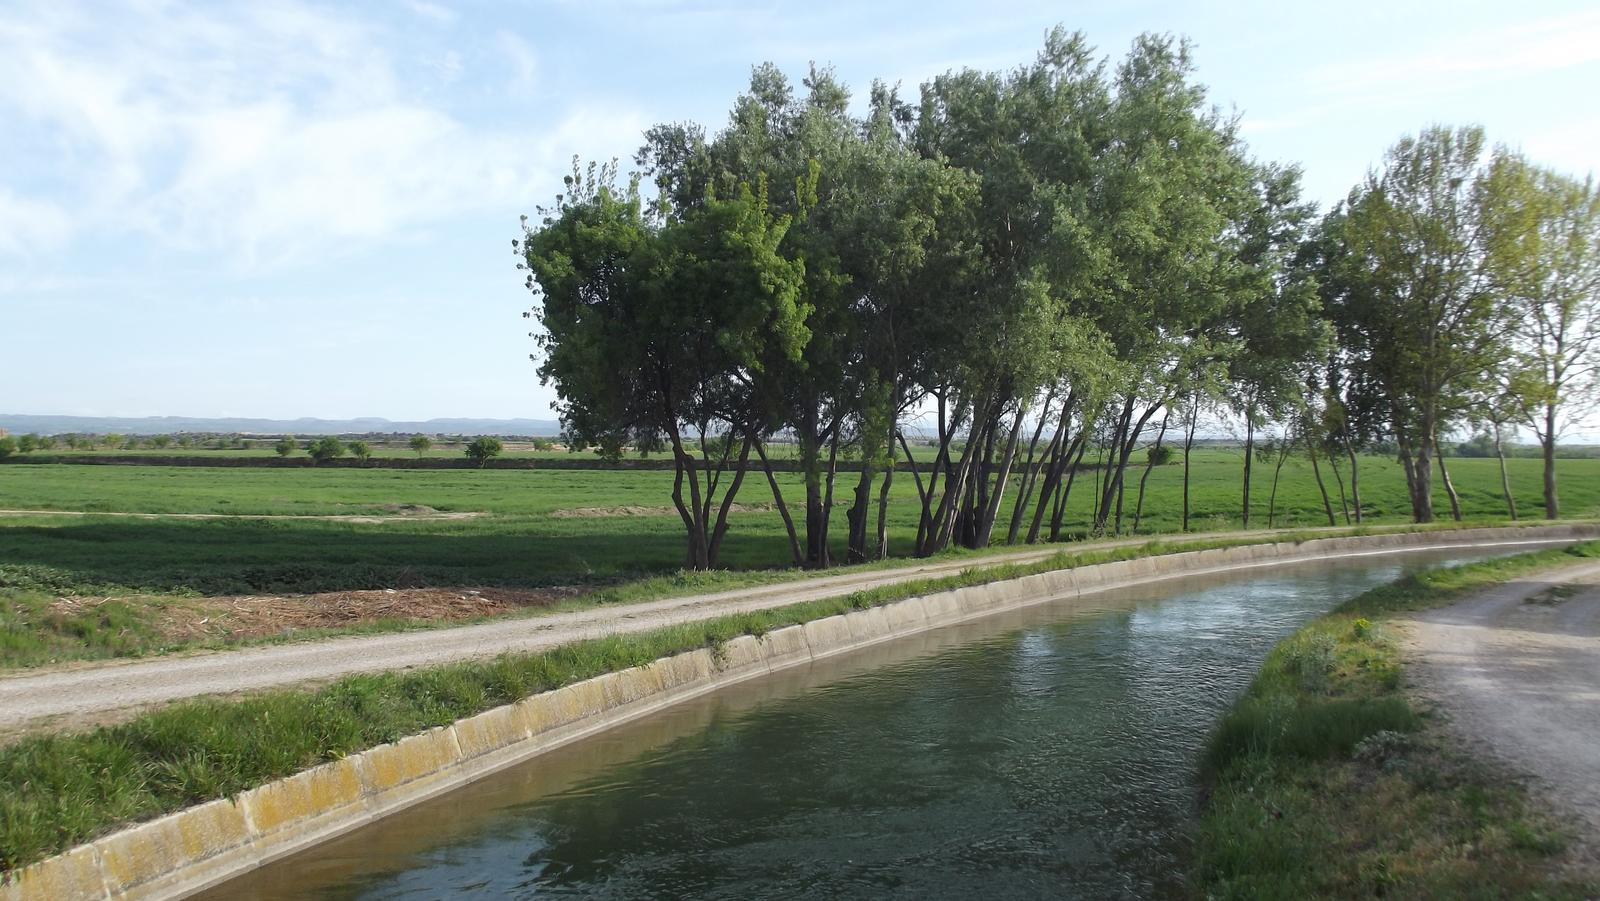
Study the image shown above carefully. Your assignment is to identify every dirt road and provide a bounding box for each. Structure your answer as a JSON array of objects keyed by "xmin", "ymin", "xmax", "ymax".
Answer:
[
  {"xmin": 0, "ymin": 528, "xmax": 1579, "ymax": 737},
  {"xmin": 1403, "ymin": 560, "xmax": 1600, "ymax": 859}
]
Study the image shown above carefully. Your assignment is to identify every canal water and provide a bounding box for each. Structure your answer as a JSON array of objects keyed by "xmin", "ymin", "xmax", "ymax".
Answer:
[{"xmin": 204, "ymin": 546, "xmax": 1526, "ymax": 900}]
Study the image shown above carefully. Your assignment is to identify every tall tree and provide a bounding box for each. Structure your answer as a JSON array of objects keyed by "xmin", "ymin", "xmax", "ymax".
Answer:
[
  {"xmin": 520, "ymin": 163, "xmax": 809, "ymax": 568},
  {"xmin": 1334, "ymin": 126, "xmax": 1512, "ymax": 523},
  {"xmin": 1483, "ymin": 159, "xmax": 1600, "ymax": 519}
]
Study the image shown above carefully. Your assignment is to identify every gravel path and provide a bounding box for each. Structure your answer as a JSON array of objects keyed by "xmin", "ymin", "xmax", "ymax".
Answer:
[
  {"xmin": 1402, "ymin": 559, "xmax": 1600, "ymax": 863},
  {"xmin": 0, "ymin": 543, "xmax": 1071, "ymax": 734},
  {"xmin": 0, "ymin": 528, "xmax": 1576, "ymax": 737}
]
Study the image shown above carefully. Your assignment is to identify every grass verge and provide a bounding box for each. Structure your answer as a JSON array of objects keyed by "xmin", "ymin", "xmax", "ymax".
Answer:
[
  {"xmin": 1195, "ymin": 541, "xmax": 1600, "ymax": 899},
  {"xmin": 0, "ymin": 519, "xmax": 1567, "ymax": 670}
]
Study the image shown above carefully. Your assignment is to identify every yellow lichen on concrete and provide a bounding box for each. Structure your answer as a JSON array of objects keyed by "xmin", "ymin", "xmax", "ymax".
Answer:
[
  {"xmin": 880, "ymin": 598, "xmax": 928, "ymax": 632},
  {"xmin": 357, "ymin": 728, "xmax": 461, "ymax": 796},
  {"xmin": 801, "ymin": 615, "xmax": 853, "ymax": 655},
  {"xmin": 453, "ymin": 705, "xmax": 531, "ymax": 760},
  {"xmin": 516, "ymin": 688, "xmax": 577, "ymax": 736},
  {"xmin": 92, "ymin": 817, "xmax": 183, "ymax": 893},
  {"xmin": 600, "ymin": 665, "xmax": 664, "ymax": 708},
  {"xmin": 0, "ymin": 845, "xmax": 106, "ymax": 901},
  {"xmin": 243, "ymin": 757, "xmax": 366, "ymax": 838}
]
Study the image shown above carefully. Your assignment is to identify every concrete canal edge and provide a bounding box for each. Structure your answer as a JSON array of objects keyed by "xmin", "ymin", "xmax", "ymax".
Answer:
[{"xmin": 6, "ymin": 524, "xmax": 1598, "ymax": 900}]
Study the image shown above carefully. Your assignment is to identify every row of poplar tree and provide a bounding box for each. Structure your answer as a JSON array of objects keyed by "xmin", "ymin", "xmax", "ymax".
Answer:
[{"xmin": 515, "ymin": 30, "xmax": 1600, "ymax": 569}]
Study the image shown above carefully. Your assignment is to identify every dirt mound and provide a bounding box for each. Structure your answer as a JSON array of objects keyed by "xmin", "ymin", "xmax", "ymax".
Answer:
[{"xmin": 52, "ymin": 585, "xmax": 582, "ymax": 643}]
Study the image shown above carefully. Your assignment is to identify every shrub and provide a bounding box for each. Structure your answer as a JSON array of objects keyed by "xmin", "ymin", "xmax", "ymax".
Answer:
[
  {"xmin": 1147, "ymin": 444, "xmax": 1174, "ymax": 466},
  {"xmin": 409, "ymin": 434, "xmax": 433, "ymax": 457},
  {"xmin": 17, "ymin": 434, "xmax": 39, "ymax": 453},
  {"xmin": 348, "ymin": 440, "xmax": 372, "ymax": 464},
  {"xmin": 273, "ymin": 436, "xmax": 296, "ymax": 457},
  {"xmin": 465, "ymin": 436, "xmax": 503, "ymax": 466},
  {"xmin": 0, "ymin": 436, "xmax": 15, "ymax": 459},
  {"xmin": 306, "ymin": 437, "xmax": 345, "ymax": 465}
]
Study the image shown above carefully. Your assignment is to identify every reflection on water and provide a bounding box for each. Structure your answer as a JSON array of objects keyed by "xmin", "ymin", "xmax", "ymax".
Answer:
[{"xmin": 204, "ymin": 548, "xmax": 1518, "ymax": 900}]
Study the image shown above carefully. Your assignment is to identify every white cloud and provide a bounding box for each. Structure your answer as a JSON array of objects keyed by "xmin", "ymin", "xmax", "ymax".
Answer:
[
  {"xmin": 1306, "ymin": 10, "xmax": 1600, "ymax": 103},
  {"xmin": 0, "ymin": 188, "xmax": 72, "ymax": 254},
  {"xmin": 0, "ymin": 2, "xmax": 637, "ymax": 266},
  {"xmin": 405, "ymin": 1, "xmax": 458, "ymax": 24},
  {"xmin": 497, "ymin": 30, "xmax": 538, "ymax": 98}
]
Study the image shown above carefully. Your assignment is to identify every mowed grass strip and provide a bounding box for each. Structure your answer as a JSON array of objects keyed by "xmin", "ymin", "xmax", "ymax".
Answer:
[{"xmin": 1195, "ymin": 542, "xmax": 1600, "ymax": 900}]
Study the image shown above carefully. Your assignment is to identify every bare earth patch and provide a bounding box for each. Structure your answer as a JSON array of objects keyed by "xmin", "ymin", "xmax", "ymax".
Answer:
[
  {"xmin": 0, "ymin": 506, "xmax": 486, "ymax": 523},
  {"xmin": 50, "ymin": 585, "xmax": 581, "ymax": 644},
  {"xmin": 550, "ymin": 502, "xmax": 774, "ymax": 518}
]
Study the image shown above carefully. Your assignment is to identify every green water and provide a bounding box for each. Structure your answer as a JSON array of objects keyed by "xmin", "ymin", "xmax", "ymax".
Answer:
[{"xmin": 206, "ymin": 547, "xmax": 1513, "ymax": 899}]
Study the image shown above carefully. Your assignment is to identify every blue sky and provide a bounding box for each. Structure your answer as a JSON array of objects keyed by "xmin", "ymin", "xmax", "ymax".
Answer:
[{"xmin": 3, "ymin": 0, "xmax": 1598, "ymax": 421}]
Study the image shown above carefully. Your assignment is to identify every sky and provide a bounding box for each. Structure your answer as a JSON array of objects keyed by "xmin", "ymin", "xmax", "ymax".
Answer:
[{"xmin": 3, "ymin": 0, "xmax": 1599, "ymax": 423}]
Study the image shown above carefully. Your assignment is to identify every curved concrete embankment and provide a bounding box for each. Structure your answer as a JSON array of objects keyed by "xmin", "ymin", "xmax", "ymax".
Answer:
[{"xmin": 5, "ymin": 525, "xmax": 1595, "ymax": 901}]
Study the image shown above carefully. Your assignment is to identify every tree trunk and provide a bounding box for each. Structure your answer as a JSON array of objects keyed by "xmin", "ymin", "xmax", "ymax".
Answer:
[
  {"xmin": 753, "ymin": 438, "xmax": 803, "ymax": 566},
  {"xmin": 1543, "ymin": 404, "xmax": 1559, "ymax": 519},
  {"xmin": 875, "ymin": 443, "xmax": 894, "ymax": 559},
  {"xmin": 1308, "ymin": 440, "xmax": 1336, "ymax": 526},
  {"xmin": 707, "ymin": 435, "xmax": 754, "ymax": 565},
  {"xmin": 1346, "ymin": 441, "xmax": 1362, "ymax": 524},
  {"xmin": 1267, "ymin": 440, "xmax": 1288, "ymax": 529},
  {"xmin": 1493, "ymin": 423, "xmax": 1518, "ymax": 521},
  {"xmin": 1007, "ymin": 390, "xmax": 1064, "ymax": 545},
  {"xmin": 1436, "ymin": 447, "xmax": 1463, "ymax": 523},
  {"xmin": 1241, "ymin": 413, "xmax": 1255, "ymax": 529},
  {"xmin": 1132, "ymin": 412, "xmax": 1170, "ymax": 533},
  {"xmin": 1182, "ymin": 403, "xmax": 1198, "ymax": 532},
  {"xmin": 974, "ymin": 405, "xmax": 1026, "ymax": 548},
  {"xmin": 1327, "ymin": 446, "xmax": 1351, "ymax": 525}
]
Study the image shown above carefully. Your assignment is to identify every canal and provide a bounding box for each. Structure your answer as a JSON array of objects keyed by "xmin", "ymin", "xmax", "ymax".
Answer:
[{"xmin": 204, "ymin": 546, "xmax": 1521, "ymax": 899}]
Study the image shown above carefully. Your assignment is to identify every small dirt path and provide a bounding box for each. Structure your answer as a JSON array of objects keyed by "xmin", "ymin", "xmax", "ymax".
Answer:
[
  {"xmin": 0, "ymin": 507, "xmax": 485, "ymax": 523},
  {"xmin": 1401, "ymin": 560, "xmax": 1600, "ymax": 866}
]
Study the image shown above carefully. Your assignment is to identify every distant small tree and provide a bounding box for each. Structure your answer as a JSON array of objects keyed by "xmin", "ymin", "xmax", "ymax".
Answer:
[
  {"xmin": 17, "ymin": 434, "xmax": 38, "ymax": 453},
  {"xmin": 274, "ymin": 436, "xmax": 297, "ymax": 457},
  {"xmin": 409, "ymin": 434, "xmax": 433, "ymax": 457},
  {"xmin": 349, "ymin": 440, "xmax": 373, "ymax": 464},
  {"xmin": 530, "ymin": 437, "xmax": 554, "ymax": 451},
  {"xmin": 103, "ymin": 433, "xmax": 124, "ymax": 449},
  {"xmin": 1146, "ymin": 445, "xmax": 1174, "ymax": 467},
  {"xmin": 307, "ymin": 436, "xmax": 345, "ymax": 465},
  {"xmin": 36, "ymin": 435, "xmax": 55, "ymax": 451},
  {"xmin": 240, "ymin": 439, "xmax": 254, "ymax": 450},
  {"xmin": 151, "ymin": 435, "xmax": 172, "ymax": 449},
  {"xmin": 0, "ymin": 436, "xmax": 16, "ymax": 459},
  {"xmin": 465, "ymin": 436, "xmax": 503, "ymax": 467}
]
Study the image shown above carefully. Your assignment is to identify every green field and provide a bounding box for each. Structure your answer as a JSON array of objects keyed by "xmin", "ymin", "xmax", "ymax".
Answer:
[{"xmin": 1, "ymin": 450, "xmax": 1595, "ymax": 599}]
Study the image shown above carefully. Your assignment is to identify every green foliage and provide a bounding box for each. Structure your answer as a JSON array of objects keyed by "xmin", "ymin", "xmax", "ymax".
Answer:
[
  {"xmin": 1146, "ymin": 444, "xmax": 1173, "ymax": 467},
  {"xmin": 306, "ymin": 437, "xmax": 345, "ymax": 465},
  {"xmin": 464, "ymin": 436, "xmax": 503, "ymax": 466},
  {"xmin": 408, "ymin": 434, "xmax": 433, "ymax": 456},
  {"xmin": 273, "ymin": 436, "xmax": 296, "ymax": 457},
  {"xmin": 0, "ymin": 436, "xmax": 14, "ymax": 460},
  {"xmin": 17, "ymin": 434, "xmax": 39, "ymax": 453},
  {"xmin": 348, "ymin": 440, "xmax": 372, "ymax": 463}
]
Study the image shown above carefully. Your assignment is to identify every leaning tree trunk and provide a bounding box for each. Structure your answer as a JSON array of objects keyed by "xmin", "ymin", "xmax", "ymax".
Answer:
[
  {"xmin": 1182, "ymin": 404, "xmax": 1198, "ymax": 532},
  {"xmin": 753, "ymin": 438, "xmax": 803, "ymax": 566},
  {"xmin": 1493, "ymin": 423, "xmax": 1517, "ymax": 521},
  {"xmin": 1345, "ymin": 439, "xmax": 1362, "ymax": 524},
  {"xmin": 1542, "ymin": 403, "xmax": 1559, "ymax": 519},
  {"xmin": 1308, "ymin": 440, "xmax": 1336, "ymax": 526},
  {"xmin": 1131, "ymin": 412, "xmax": 1170, "ymax": 533},
  {"xmin": 1435, "ymin": 443, "xmax": 1463, "ymax": 522},
  {"xmin": 1241, "ymin": 413, "xmax": 1256, "ymax": 529},
  {"xmin": 1267, "ymin": 441, "xmax": 1289, "ymax": 529}
]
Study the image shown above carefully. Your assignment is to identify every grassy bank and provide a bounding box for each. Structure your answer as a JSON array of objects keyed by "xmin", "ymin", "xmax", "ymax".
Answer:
[{"xmin": 1195, "ymin": 542, "xmax": 1600, "ymax": 899}]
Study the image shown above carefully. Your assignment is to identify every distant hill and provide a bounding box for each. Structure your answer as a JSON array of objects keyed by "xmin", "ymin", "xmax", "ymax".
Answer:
[{"xmin": 0, "ymin": 414, "xmax": 563, "ymax": 437}]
